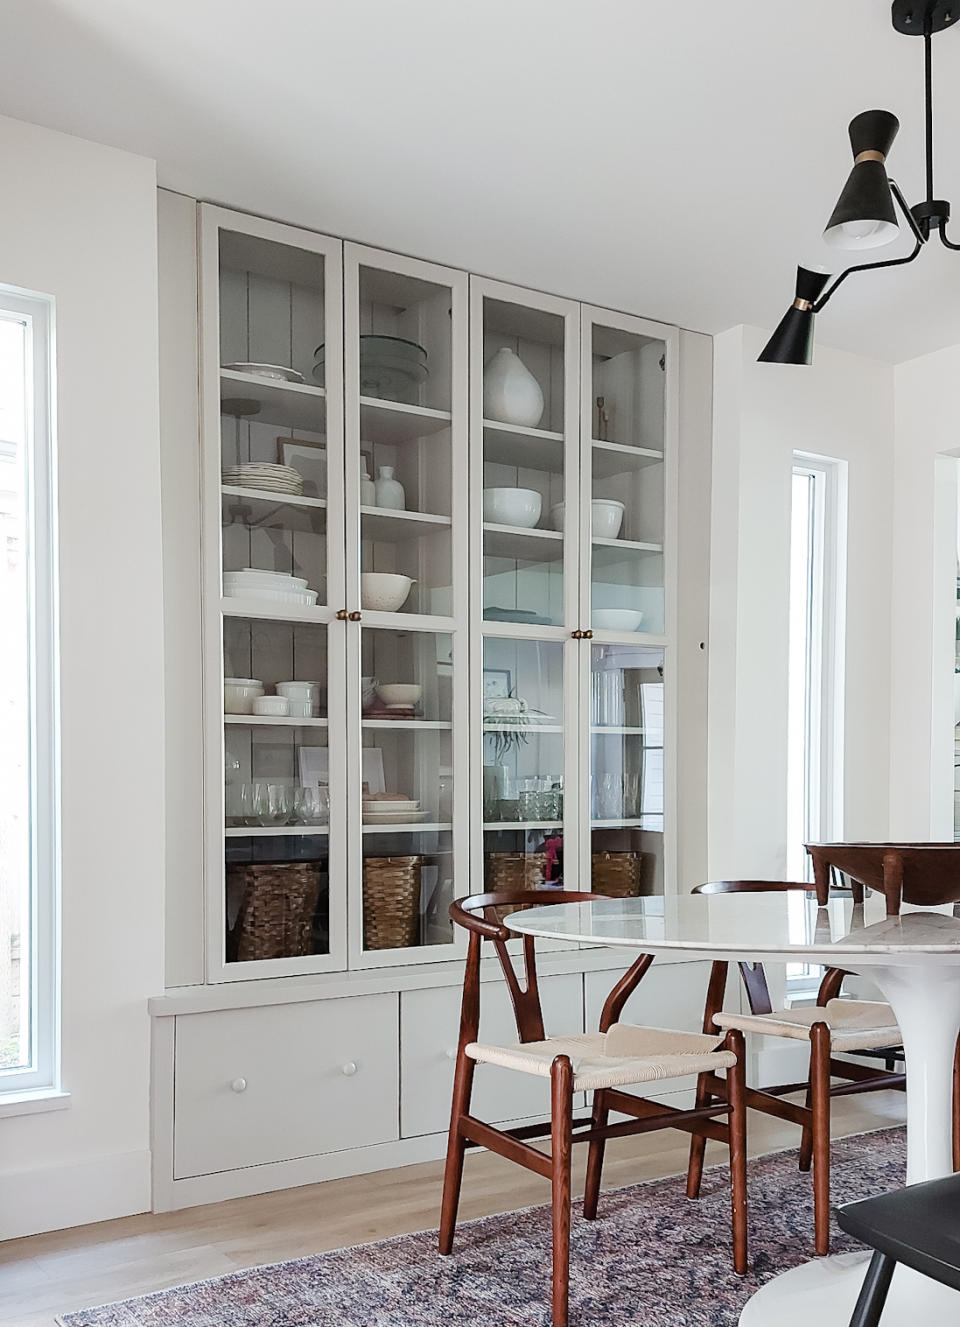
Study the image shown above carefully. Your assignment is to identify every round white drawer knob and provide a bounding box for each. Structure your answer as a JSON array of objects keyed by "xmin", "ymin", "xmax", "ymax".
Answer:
[
  {"xmin": 341, "ymin": 1061, "xmax": 358, "ymax": 1077},
  {"xmin": 231, "ymin": 1077, "xmax": 247, "ymax": 1093}
]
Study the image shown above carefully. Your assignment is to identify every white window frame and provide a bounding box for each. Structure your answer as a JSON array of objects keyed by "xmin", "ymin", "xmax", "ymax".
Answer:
[
  {"xmin": 787, "ymin": 454, "xmax": 846, "ymax": 994},
  {"xmin": 0, "ymin": 288, "xmax": 60, "ymax": 1098}
]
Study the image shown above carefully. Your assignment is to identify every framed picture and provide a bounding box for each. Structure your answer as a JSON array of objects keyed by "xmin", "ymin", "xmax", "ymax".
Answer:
[
  {"xmin": 299, "ymin": 746, "xmax": 385, "ymax": 795},
  {"xmin": 482, "ymin": 668, "xmax": 512, "ymax": 701},
  {"xmin": 278, "ymin": 437, "xmax": 327, "ymax": 498}
]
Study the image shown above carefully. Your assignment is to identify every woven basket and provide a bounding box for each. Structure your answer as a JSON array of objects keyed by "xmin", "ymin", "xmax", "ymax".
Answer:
[
  {"xmin": 591, "ymin": 851, "xmax": 643, "ymax": 897},
  {"xmin": 363, "ymin": 855, "xmax": 422, "ymax": 950},
  {"xmin": 484, "ymin": 852, "xmax": 548, "ymax": 893},
  {"xmin": 227, "ymin": 862, "xmax": 321, "ymax": 962}
]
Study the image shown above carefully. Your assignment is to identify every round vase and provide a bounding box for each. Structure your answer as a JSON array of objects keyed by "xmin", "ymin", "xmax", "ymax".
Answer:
[
  {"xmin": 482, "ymin": 347, "xmax": 545, "ymax": 428},
  {"xmin": 374, "ymin": 465, "xmax": 406, "ymax": 510}
]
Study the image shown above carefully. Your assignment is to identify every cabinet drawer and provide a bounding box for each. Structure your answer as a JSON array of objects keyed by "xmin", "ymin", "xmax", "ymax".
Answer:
[
  {"xmin": 400, "ymin": 974, "xmax": 583, "ymax": 1138},
  {"xmin": 174, "ymin": 993, "xmax": 398, "ymax": 1178}
]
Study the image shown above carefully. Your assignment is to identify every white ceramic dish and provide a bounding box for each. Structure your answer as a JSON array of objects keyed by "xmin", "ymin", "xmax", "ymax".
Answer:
[
  {"xmin": 482, "ymin": 487, "xmax": 542, "ymax": 529},
  {"xmin": 224, "ymin": 679, "xmax": 265, "ymax": 713},
  {"xmin": 285, "ymin": 698, "xmax": 319, "ymax": 719},
  {"xmin": 591, "ymin": 498, "xmax": 626, "ymax": 539},
  {"xmin": 252, "ymin": 695, "xmax": 291, "ymax": 717},
  {"xmin": 549, "ymin": 502, "xmax": 565, "ymax": 532},
  {"xmin": 223, "ymin": 587, "xmax": 318, "ymax": 605},
  {"xmin": 375, "ymin": 683, "xmax": 422, "ymax": 706},
  {"xmin": 222, "ymin": 362, "xmax": 305, "ymax": 383},
  {"xmin": 276, "ymin": 680, "xmax": 319, "ymax": 698},
  {"xmin": 360, "ymin": 572, "xmax": 415, "ymax": 613},
  {"xmin": 591, "ymin": 608, "xmax": 645, "ymax": 632},
  {"xmin": 224, "ymin": 568, "xmax": 309, "ymax": 586},
  {"xmin": 362, "ymin": 809, "xmax": 428, "ymax": 824}
]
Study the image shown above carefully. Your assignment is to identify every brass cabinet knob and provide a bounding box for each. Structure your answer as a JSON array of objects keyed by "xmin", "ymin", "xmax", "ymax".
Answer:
[
  {"xmin": 335, "ymin": 609, "xmax": 349, "ymax": 621},
  {"xmin": 348, "ymin": 611, "xmax": 362, "ymax": 622},
  {"xmin": 571, "ymin": 629, "xmax": 584, "ymax": 639},
  {"xmin": 583, "ymin": 630, "xmax": 594, "ymax": 639}
]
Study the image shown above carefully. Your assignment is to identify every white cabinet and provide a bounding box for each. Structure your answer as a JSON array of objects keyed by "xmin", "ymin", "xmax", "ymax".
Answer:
[
  {"xmin": 173, "ymin": 993, "xmax": 398, "ymax": 1178},
  {"xmin": 400, "ymin": 973, "xmax": 584, "ymax": 1137}
]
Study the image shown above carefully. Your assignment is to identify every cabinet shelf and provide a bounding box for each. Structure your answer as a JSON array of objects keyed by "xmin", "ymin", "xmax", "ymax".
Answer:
[
  {"xmin": 225, "ymin": 825, "xmax": 329, "ymax": 837},
  {"xmin": 483, "ymin": 420, "xmax": 566, "ymax": 472},
  {"xmin": 359, "ymin": 396, "xmax": 451, "ymax": 444},
  {"xmin": 360, "ymin": 507, "xmax": 451, "ymax": 541},
  {"xmin": 591, "ymin": 439, "xmax": 664, "ymax": 479},
  {"xmin": 361, "ymin": 821, "xmax": 452, "ymax": 834},
  {"xmin": 483, "ymin": 523, "xmax": 564, "ymax": 562},
  {"xmin": 220, "ymin": 369, "xmax": 326, "ymax": 432},
  {"xmin": 222, "ymin": 485, "xmax": 326, "ymax": 522},
  {"xmin": 221, "ymin": 598, "xmax": 326, "ymax": 623},
  {"xmin": 592, "ymin": 536, "xmax": 664, "ymax": 556},
  {"xmin": 590, "ymin": 725, "xmax": 646, "ymax": 735},
  {"xmin": 484, "ymin": 820, "xmax": 563, "ymax": 832},
  {"xmin": 483, "ymin": 723, "xmax": 563, "ymax": 734},
  {"xmin": 361, "ymin": 719, "xmax": 452, "ymax": 730},
  {"xmin": 591, "ymin": 817, "xmax": 663, "ymax": 829},
  {"xmin": 225, "ymin": 715, "xmax": 329, "ymax": 728}
]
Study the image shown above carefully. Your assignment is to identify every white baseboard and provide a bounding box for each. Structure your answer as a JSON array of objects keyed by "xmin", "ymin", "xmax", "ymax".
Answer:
[{"xmin": 0, "ymin": 1148, "xmax": 150, "ymax": 1240}]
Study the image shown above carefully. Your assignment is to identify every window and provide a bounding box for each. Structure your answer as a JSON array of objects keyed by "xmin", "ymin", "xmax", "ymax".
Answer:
[
  {"xmin": 786, "ymin": 456, "xmax": 845, "ymax": 987},
  {"xmin": 0, "ymin": 290, "xmax": 58, "ymax": 1096}
]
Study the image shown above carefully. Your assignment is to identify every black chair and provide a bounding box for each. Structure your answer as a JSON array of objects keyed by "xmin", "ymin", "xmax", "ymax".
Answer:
[{"xmin": 838, "ymin": 1174, "xmax": 960, "ymax": 1325}]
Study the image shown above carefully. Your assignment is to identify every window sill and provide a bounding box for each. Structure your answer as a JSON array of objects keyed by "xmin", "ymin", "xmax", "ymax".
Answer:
[{"xmin": 0, "ymin": 1088, "xmax": 71, "ymax": 1119}]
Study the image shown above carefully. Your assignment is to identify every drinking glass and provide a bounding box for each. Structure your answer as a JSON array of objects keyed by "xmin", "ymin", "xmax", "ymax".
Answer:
[
  {"xmin": 239, "ymin": 782, "xmax": 261, "ymax": 827},
  {"xmin": 622, "ymin": 772, "xmax": 640, "ymax": 819},
  {"xmin": 596, "ymin": 773, "xmax": 623, "ymax": 821},
  {"xmin": 517, "ymin": 776, "xmax": 541, "ymax": 821},
  {"xmin": 257, "ymin": 783, "xmax": 293, "ymax": 827},
  {"xmin": 294, "ymin": 785, "xmax": 329, "ymax": 825}
]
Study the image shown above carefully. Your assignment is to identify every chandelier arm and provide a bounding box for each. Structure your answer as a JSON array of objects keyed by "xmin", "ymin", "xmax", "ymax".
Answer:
[
  {"xmin": 938, "ymin": 225, "xmax": 960, "ymax": 250},
  {"xmin": 813, "ymin": 181, "xmax": 925, "ymax": 312}
]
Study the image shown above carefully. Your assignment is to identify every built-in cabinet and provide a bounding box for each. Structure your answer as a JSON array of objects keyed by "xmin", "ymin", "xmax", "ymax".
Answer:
[{"xmin": 152, "ymin": 197, "xmax": 705, "ymax": 1212}]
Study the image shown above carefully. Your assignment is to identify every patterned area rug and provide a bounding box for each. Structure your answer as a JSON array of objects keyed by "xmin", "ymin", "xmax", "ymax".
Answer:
[{"xmin": 59, "ymin": 1128, "xmax": 905, "ymax": 1327}]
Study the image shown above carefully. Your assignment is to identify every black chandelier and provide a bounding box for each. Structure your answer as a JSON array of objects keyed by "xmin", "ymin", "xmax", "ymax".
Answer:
[{"xmin": 760, "ymin": 0, "xmax": 960, "ymax": 365}]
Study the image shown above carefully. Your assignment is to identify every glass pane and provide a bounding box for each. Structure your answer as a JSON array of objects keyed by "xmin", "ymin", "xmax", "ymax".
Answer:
[
  {"xmin": 482, "ymin": 299, "xmax": 566, "ymax": 629},
  {"xmin": 0, "ymin": 316, "xmax": 30, "ymax": 1070},
  {"xmin": 360, "ymin": 628, "xmax": 455, "ymax": 952},
  {"xmin": 590, "ymin": 323, "xmax": 666, "ymax": 635},
  {"xmin": 590, "ymin": 644, "xmax": 664, "ymax": 896},
  {"xmin": 218, "ymin": 230, "xmax": 328, "ymax": 608},
  {"xmin": 355, "ymin": 265, "xmax": 454, "ymax": 619},
  {"xmin": 482, "ymin": 638, "xmax": 566, "ymax": 892},
  {"xmin": 223, "ymin": 617, "xmax": 332, "ymax": 963}
]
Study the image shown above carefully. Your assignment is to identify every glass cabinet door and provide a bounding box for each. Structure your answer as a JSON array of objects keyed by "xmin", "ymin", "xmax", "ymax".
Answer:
[
  {"xmin": 588, "ymin": 643, "xmax": 665, "ymax": 896},
  {"xmin": 473, "ymin": 280, "xmax": 579, "ymax": 632},
  {"xmin": 582, "ymin": 308, "xmax": 674, "ymax": 638},
  {"xmin": 201, "ymin": 208, "xmax": 346, "ymax": 980}
]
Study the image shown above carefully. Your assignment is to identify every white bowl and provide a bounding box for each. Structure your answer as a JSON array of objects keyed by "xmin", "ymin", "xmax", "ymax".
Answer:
[
  {"xmin": 224, "ymin": 680, "xmax": 265, "ymax": 713},
  {"xmin": 591, "ymin": 499, "xmax": 625, "ymax": 539},
  {"xmin": 252, "ymin": 695, "xmax": 291, "ymax": 717},
  {"xmin": 375, "ymin": 683, "xmax": 422, "ymax": 707},
  {"xmin": 224, "ymin": 569, "xmax": 308, "ymax": 587},
  {"xmin": 483, "ymin": 487, "xmax": 542, "ymax": 529},
  {"xmin": 591, "ymin": 609, "xmax": 645, "ymax": 632},
  {"xmin": 276, "ymin": 681, "xmax": 319, "ymax": 699},
  {"xmin": 549, "ymin": 502, "xmax": 565, "ymax": 532},
  {"xmin": 224, "ymin": 587, "xmax": 318, "ymax": 605},
  {"xmin": 285, "ymin": 698, "xmax": 318, "ymax": 719},
  {"xmin": 360, "ymin": 573, "xmax": 415, "ymax": 613}
]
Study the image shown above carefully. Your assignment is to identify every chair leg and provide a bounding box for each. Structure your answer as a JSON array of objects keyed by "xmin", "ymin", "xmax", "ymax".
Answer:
[
  {"xmin": 798, "ymin": 1082, "xmax": 814, "ymax": 1173},
  {"xmin": 849, "ymin": 1250, "xmax": 896, "ymax": 1327},
  {"xmin": 438, "ymin": 1049, "xmax": 476, "ymax": 1255},
  {"xmin": 686, "ymin": 1068, "xmax": 714, "ymax": 1200},
  {"xmin": 810, "ymin": 1021, "xmax": 832, "ymax": 1256},
  {"xmin": 583, "ymin": 1088, "xmax": 608, "ymax": 1220},
  {"xmin": 725, "ymin": 1029, "xmax": 749, "ymax": 1274},
  {"xmin": 953, "ymin": 1037, "xmax": 960, "ymax": 1173},
  {"xmin": 551, "ymin": 1055, "xmax": 573, "ymax": 1327}
]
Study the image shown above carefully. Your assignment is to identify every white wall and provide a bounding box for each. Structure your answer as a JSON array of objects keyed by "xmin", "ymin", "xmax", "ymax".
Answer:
[
  {"xmin": 889, "ymin": 344, "xmax": 960, "ymax": 839},
  {"xmin": 0, "ymin": 117, "xmax": 163, "ymax": 1238},
  {"xmin": 708, "ymin": 325, "xmax": 896, "ymax": 881}
]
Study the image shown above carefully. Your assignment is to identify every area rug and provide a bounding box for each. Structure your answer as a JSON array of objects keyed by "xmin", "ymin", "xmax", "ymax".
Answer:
[{"xmin": 59, "ymin": 1127, "xmax": 905, "ymax": 1327}]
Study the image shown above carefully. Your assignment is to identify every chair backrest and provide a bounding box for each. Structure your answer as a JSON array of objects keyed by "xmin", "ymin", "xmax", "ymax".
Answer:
[
  {"xmin": 449, "ymin": 891, "xmax": 655, "ymax": 1047},
  {"xmin": 692, "ymin": 880, "xmax": 844, "ymax": 1016},
  {"xmin": 806, "ymin": 843, "xmax": 960, "ymax": 915}
]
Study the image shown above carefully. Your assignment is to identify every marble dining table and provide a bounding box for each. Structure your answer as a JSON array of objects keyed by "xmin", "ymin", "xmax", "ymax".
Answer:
[{"xmin": 506, "ymin": 890, "xmax": 960, "ymax": 1325}]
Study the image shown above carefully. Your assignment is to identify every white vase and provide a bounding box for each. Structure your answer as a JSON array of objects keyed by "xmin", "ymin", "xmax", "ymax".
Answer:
[
  {"xmin": 375, "ymin": 465, "xmax": 405, "ymax": 510},
  {"xmin": 483, "ymin": 347, "xmax": 545, "ymax": 428},
  {"xmin": 359, "ymin": 460, "xmax": 376, "ymax": 506}
]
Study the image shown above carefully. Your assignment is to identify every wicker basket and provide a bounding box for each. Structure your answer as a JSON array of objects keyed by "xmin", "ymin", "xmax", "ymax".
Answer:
[
  {"xmin": 484, "ymin": 852, "xmax": 548, "ymax": 893},
  {"xmin": 227, "ymin": 862, "xmax": 321, "ymax": 962},
  {"xmin": 363, "ymin": 855, "xmax": 422, "ymax": 950},
  {"xmin": 591, "ymin": 851, "xmax": 643, "ymax": 897}
]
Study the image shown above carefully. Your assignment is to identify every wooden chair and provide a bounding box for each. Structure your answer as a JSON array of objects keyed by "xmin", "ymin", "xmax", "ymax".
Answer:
[
  {"xmin": 807, "ymin": 841, "xmax": 960, "ymax": 915},
  {"xmin": 439, "ymin": 890, "xmax": 748, "ymax": 1327},
  {"xmin": 686, "ymin": 880, "xmax": 910, "ymax": 1256}
]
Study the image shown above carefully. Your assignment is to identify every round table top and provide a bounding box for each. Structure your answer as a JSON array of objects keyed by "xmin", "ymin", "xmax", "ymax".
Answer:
[{"xmin": 504, "ymin": 891, "xmax": 960, "ymax": 967}]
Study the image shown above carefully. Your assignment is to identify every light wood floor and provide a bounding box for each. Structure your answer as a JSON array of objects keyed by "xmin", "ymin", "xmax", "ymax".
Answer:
[{"xmin": 0, "ymin": 1090, "xmax": 907, "ymax": 1327}]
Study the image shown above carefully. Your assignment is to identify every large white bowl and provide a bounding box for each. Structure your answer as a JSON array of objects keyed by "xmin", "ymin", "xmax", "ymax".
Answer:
[
  {"xmin": 591, "ymin": 609, "xmax": 645, "ymax": 632},
  {"xmin": 360, "ymin": 572, "xmax": 415, "ymax": 613},
  {"xmin": 376, "ymin": 683, "xmax": 422, "ymax": 706},
  {"xmin": 276, "ymin": 680, "xmax": 319, "ymax": 699},
  {"xmin": 224, "ymin": 678, "xmax": 264, "ymax": 713},
  {"xmin": 483, "ymin": 487, "xmax": 542, "ymax": 529},
  {"xmin": 591, "ymin": 499, "xmax": 625, "ymax": 539},
  {"xmin": 252, "ymin": 695, "xmax": 291, "ymax": 717}
]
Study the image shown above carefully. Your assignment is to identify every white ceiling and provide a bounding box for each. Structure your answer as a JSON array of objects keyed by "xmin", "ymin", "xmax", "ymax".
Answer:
[{"xmin": 3, "ymin": 0, "xmax": 960, "ymax": 362}]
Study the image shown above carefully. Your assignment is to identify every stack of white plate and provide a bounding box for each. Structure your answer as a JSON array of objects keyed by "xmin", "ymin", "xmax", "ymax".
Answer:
[
  {"xmin": 362, "ymin": 797, "xmax": 426, "ymax": 825},
  {"xmin": 223, "ymin": 568, "xmax": 318, "ymax": 605},
  {"xmin": 222, "ymin": 463, "xmax": 304, "ymax": 495}
]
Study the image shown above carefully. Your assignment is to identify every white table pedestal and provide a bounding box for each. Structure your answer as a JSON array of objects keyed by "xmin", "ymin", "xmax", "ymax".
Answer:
[{"xmin": 740, "ymin": 963, "xmax": 960, "ymax": 1325}]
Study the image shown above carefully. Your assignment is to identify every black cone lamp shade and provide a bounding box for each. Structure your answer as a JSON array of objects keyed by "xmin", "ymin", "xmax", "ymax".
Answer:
[
  {"xmin": 823, "ymin": 109, "xmax": 900, "ymax": 249},
  {"xmin": 758, "ymin": 266, "xmax": 832, "ymax": 365}
]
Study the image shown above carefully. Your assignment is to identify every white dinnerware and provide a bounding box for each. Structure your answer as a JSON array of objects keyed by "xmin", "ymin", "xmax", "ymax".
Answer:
[
  {"xmin": 285, "ymin": 698, "xmax": 318, "ymax": 718},
  {"xmin": 374, "ymin": 465, "xmax": 406, "ymax": 510},
  {"xmin": 591, "ymin": 608, "xmax": 645, "ymax": 632},
  {"xmin": 482, "ymin": 487, "xmax": 542, "ymax": 529},
  {"xmin": 548, "ymin": 502, "xmax": 565, "ymax": 531},
  {"xmin": 360, "ymin": 572, "xmax": 415, "ymax": 612},
  {"xmin": 591, "ymin": 498, "xmax": 626, "ymax": 538},
  {"xmin": 252, "ymin": 695, "xmax": 291, "ymax": 717},
  {"xmin": 221, "ymin": 462, "xmax": 304, "ymax": 495},
  {"xmin": 221, "ymin": 362, "xmax": 305, "ymax": 383},
  {"xmin": 224, "ymin": 678, "xmax": 264, "ymax": 713},
  {"xmin": 276, "ymin": 680, "xmax": 319, "ymax": 699},
  {"xmin": 482, "ymin": 347, "xmax": 544, "ymax": 427},
  {"xmin": 375, "ymin": 683, "xmax": 422, "ymax": 707}
]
